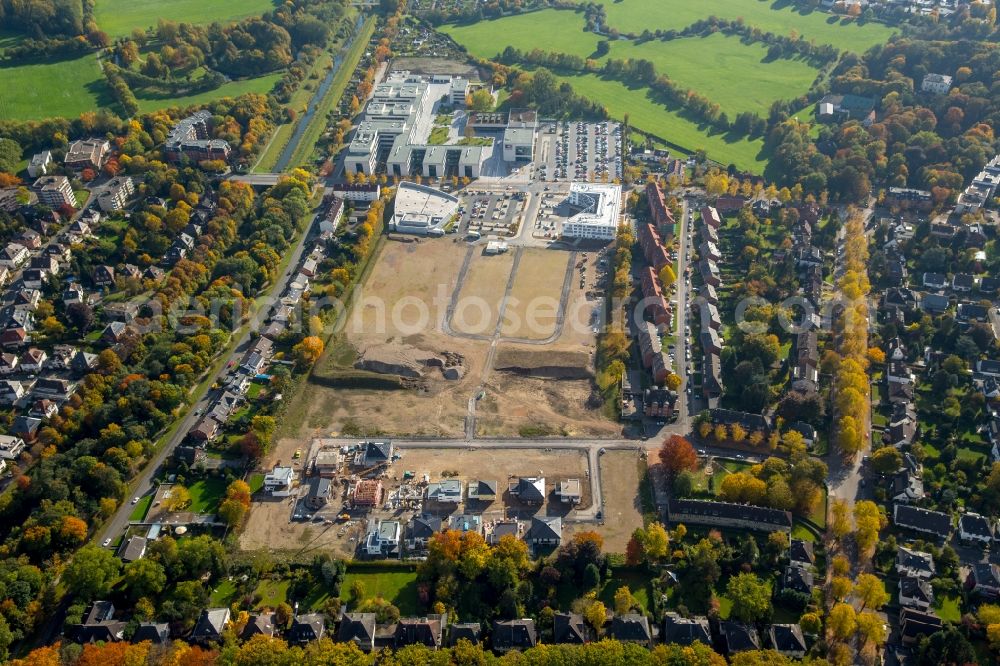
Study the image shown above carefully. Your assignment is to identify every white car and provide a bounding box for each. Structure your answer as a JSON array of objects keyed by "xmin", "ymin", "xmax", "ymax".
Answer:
[
  {"xmin": 131, "ymin": 496, "xmax": 140, "ymax": 505},
  {"xmin": 102, "ymin": 538, "xmax": 112, "ymax": 547}
]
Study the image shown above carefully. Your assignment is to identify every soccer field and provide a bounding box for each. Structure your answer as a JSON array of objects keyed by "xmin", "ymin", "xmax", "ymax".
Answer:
[
  {"xmin": 94, "ymin": 0, "xmax": 279, "ymax": 38},
  {"xmin": 0, "ymin": 54, "xmax": 114, "ymax": 121},
  {"xmin": 590, "ymin": 0, "xmax": 895, "ymax": 52},
  {"xmin": 608, "ymin": 33, "xmax": 821, "ymax": 117}
]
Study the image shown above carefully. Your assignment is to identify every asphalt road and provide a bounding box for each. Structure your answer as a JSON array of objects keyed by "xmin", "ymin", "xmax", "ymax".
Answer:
[{"xmin": 99, "ymin": 203, "xmax": 321, "ymax": 544}]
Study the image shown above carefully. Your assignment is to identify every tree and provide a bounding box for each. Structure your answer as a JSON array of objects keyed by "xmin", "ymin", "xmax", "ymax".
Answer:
[
  {"xmin": 719, "ymin": 472, "xmax": 766, "ymax": 505},
  {"xmin": 867, "ymin": 347, "xmax": 886, "ymax": 364},
  {"xmin": 870, "ymin": 447, "xmax": 902, "ymax": 475},
  {"xmin": 218, "ymin": 499, "xmax": 246, "ymax": 527},
  {"xmin": 827, "ymin": 603, "xmax": 856, "ymax": 641},
  {"xmin": 64, "ymin": 545, "xmax": 121, "ymax": 601},
  {"xmin": 799, "ymin": 612, "xmax": 822, "ymax": 635},
  {"xmin": 582, "ymin": 563, "xmax": 601, "ymax": 589},
  {"xmin": 658, "ymin": 263, "xmax": 677, "ymax": 289},
  {"xmin": 918, "ymin": 626, "xmax": 976, "ymax": 666},
  {"xmin": 636, "ymin": 522, "xmax": 669, "ymax": 562},
  {"xmin": 0, "ymin": 138, "xmax": 21, "ymax": 174},
  {"xmin": 66, "ymin": 302, "xmax": 95, "ymax": 331},
  {"xmin": 293, "ymin": 336, "xmax": 324, "ymax": 367},
  {"xmin": 726, "ymin": 573, "xmax": 772, "ymax": 623},
  {"xmin": 856, "ymin": 610, "xmax": 886, "ymax": 647},
  {"xmin": 59, "ymin": 515, "xmax": 88, "ymax": 545},
  {"xmin": 226, "ymin": 480, "xmax": 252, "ymax": 508},
  {"xmin": 583, "ymin": 600, "xmax": 607, "ymax": 635},
  {"xmin": 468, "ymin": 88, "xmax": 493, "ymax": 111},
  {"xmin": 658, "ymin": 434, "xmax": 698, "ymax": 475},
  {"xmin": 165, "ymin": 485, "xmax": 191, "ymax": 511},
  {"xmin": 831, "ymin": 576, "xmax": 853, "ymax": 601},
  {"xmin": 614, "ymin": 586, "xmax": 638, "ymax": 615},
  {"xmin": 665, "ymin": 372, "xmax": 681, "ymax": 390},
  {"xmin": 97, "ymin": 349, "xmax": 122, "ymax": 375},
  {"xmin": 123, "ymin": 558, "xmax": 166, "ymax": 599},
  {"xmin": 855, "ymin": 573, "xmax": 889, "ymax": 610},
  {"xmin": 830, "ymin": 498, "xmax": 852, "ymax": 540}
]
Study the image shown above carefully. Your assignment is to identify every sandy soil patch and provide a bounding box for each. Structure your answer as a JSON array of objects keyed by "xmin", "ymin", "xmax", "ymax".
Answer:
[
  {"xmin": 500, "ymin": 247, "xmax": 570, "ymax": 339},
  {"xmin": 451, "ymin": 251, "xmax": 514, "ymax": 335},
  {"xmin": 476, "ymin": 373, "xmax": 621, "ymax": 438}
]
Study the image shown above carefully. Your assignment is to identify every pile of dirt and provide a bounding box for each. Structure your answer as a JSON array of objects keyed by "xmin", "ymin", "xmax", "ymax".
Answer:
[
  {"xmin": 494, "ymin": 348, "xmax": 592, "ymax": 379},
  {"xmin": 354, "ymin": 343, "xmax": 466, "ymax": 381}
]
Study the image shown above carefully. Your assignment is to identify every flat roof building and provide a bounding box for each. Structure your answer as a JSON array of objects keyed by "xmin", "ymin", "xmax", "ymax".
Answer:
[
  {"xmin": 390, "ymin": 182, "xmax": 459, "ymax": 236},
  {"xmin": 562, "ymin": 182, "xmax": 622, "ymax": 240},
  {"xmin": 343, "ymin": 72, "xmax": 533, "ymax": 179}
]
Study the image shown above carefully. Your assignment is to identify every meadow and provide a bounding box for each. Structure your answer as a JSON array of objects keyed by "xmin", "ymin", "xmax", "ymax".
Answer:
[
  {"xmin": 440, "ymin": 9, "xmax": 601, "ymax": 60},
  {"xmin": 589, "ymin": 0, "xmax": 895, "ymax": 52},
  {"xmin": 0, "ymin": 54, "xmax": 114, "ymax": 121},
  {"xmin": 94, "ymin": 0, "xmax": 279, "ymax": 38},
  {"xmin": 608, "ymin": 33, "xmax": 820, "ymax": 117},
  {"xmin": 134, "ymin": 73, "xmax": 283, "ymax": 114},
  {"xmin": 542, "ymin": 71, "xmax": 767, "ymax": 172}
]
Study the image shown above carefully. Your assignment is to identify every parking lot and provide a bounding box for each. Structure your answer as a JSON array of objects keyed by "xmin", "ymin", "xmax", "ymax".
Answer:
[
  {"xmin": 537, "ymin": 120, "xmax": 623, "ymax": 183},
  {"xmin": 458, "ymin": 189, "xmax": 527, "ymax": 238}
]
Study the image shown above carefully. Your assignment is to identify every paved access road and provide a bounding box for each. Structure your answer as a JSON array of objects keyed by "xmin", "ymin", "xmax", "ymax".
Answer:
[{"xmin": 98, "ymin": 202, "xmax": 322, "ymax": 544}]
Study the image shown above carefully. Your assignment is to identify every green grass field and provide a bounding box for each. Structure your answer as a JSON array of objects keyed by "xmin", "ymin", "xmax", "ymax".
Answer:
[
  {"xmin": 441, "ymin": 9, "xmax": 601, "ymax": 60},
  {"xmin": 589, "ymin": 0, "xmax": 895, "ymax": 52},
  {"xmin": 129, "ymin": 495, "xmax": 153, "ymax": 522},
  {"xmin": 339, "ymin": 570, "xmax": 419, "ymax": 616},
  {"xmin": 0, "ymin": 54, "xmax": 113, "ymax": 121},
  {"xmin": 608, "ymin": 33, "xmax": 820, "ymax": 116},
  {"xmin": 547, "ymin": 72, "xmax": 767, "ymax": 171},
  {"xmin": 135, "ymin": 73, "xmax": 282, "ymax": 113},
  {"xmin": 94, "ymin": 0, "xmax": 279, "ymax": 38},
  {"xmin": 189, "ymin": 478, "xmax": 227, "ymax": 514},
  {"xmin": 254, "ymin": 579, "xmax": 291, "ymax": 608}
]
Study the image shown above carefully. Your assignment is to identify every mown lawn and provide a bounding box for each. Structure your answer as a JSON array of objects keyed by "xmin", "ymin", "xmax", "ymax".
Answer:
[
  {"xmin": 339, "ymin": 570, "xmax": 419, "ymax": 616},
  {"xmin": 791, "ymin": 522, "xmax": 818, "ymax": 543},
  {"xmin": 588, "ymin": 0, "xmax": 895, "ymax": 52},
  {"xmin": 189, "ymin": 478, "xmax": 228, "ymax": 514},
  {"xmin": 441, "ymin": 9, "xmax": 601, "ymax": 60},
  {"xmin": 94, "ymin": 0, "xmax": 279, "ymax": 38},
  {"xmin": 934, "ymin": 593, "xmax": 962, "ymax": 622},
  {"xmin": 547, "ymin": 72, "xmax": 767, "ymax": 171},
  {"xmin": 254, "ymin": 579, "xmax": 291, "ymax": 608},
  {"xmin": 135, "ymin": 73, "xmax": 282, "ymax": 114},
  {"xmin": 608, "ymin": 33, "xmax": 820, "ymax": 117},
  {"xmin": 129, "ymin": 495, "xmax": 153, "ymax": 522},
  {"xmin": 210, "ymin": 579, "xmax": 239, "ymax": 607},
  {"xmin": 597, "ymin": 569, "xmax": 652, "ymax": 611},
  {"xmin": 0, "ymin": 54, "xmax": 114, "ymax": 121}
]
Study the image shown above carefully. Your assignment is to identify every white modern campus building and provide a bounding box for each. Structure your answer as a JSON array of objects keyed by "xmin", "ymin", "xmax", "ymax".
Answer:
[
  {"xmin": 344, "ymin": 72, "xmax": 485, "ymax": 179},
  {"xmin": 562, "ymin": 182, "xmax": 622, "ymax": 240},
  {"xmin": 343, "ymin": 71, "xmax": 536, "ymax": 179},
  {"xmin": 390, "ymin": 181, "xmax": 459, "ymax": 236}
]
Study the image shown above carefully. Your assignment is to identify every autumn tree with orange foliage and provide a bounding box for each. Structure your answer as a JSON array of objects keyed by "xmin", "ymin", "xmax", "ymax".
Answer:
[{"xmin": 658, "ymin": 434, "xmax": 698, "ymax": 476}]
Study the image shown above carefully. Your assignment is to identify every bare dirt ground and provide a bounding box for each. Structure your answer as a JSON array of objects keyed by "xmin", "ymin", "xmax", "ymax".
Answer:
[
  {"xmin": 500, "ymin": 248, "xmax": 569, "ymax": 339},
  {"xmin": 276, "ymin": 238, "xmax": 491, "ymax": 443},
  {"xmin": 475, "ymin": 374, "xmax": 621, "ymax": 438},
  {"xmin": 239, "ymin": 491, "xmax": 365, "ymax": 559},
  {"xmin": 275, "ymin": 236, "xmax": 615, "ymax": 443},
  {"xmin": 553, "ymin": 250, "xmax": 605, "ymax": 348},
  {"xmin": 587, "ymin": 450, "xmax": 646, "ymax": 553},
  {"xmin": 451, "ymin": 250, "xmax": 514, "ymax": 335}
]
